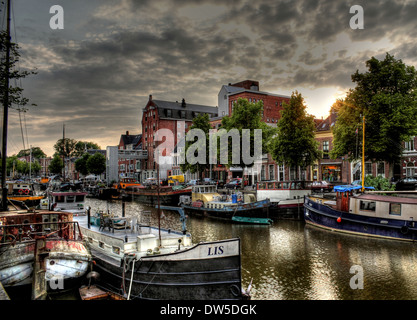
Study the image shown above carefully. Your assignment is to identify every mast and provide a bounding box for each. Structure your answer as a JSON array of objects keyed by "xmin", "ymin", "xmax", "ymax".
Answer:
[
  {"xmin": 361, "ymin": 115, "xmax": 365, "ymax": 192},
  {"xmin": 1, "ymin": 0, "xmax": 11, "ymax": 211},
  {"xmin": 62, "ymin": 123, "xmax": 65, "ymax": 180},
  {"xmin": 156, "ymin": 148, "xmax": 161, "ymax": 246}
]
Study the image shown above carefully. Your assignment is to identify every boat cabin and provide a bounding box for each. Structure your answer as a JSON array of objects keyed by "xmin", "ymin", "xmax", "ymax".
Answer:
[
  {"xmin": 256, "ymin": 181, "xmax": 312, "ymax": 203},
  {"xmin": 41, "ymin": 191, "xmax": 87, "ymax": 213},
  {"xmin": 191, "ymin": 185, "xmax": 220, "ymax": 203},
  {"xmin": 191, "ymin": 185, "xmax": 256, "ymax": 209},
  {"xmin": 7, "ymin": 181, "xmax": 34, "ymax": 196},
  {"xmin": 334, "ymin": 185, "xmax": 417, "ymax": 221}
]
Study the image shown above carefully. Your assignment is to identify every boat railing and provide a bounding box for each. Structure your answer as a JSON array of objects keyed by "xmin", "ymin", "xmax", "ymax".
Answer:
[
  {"xmin": 0, "ymin": 221, "xmax": 84, "ymax": 244},
  {"xmin": 257, "ymin": 181, "xmax": 313, "ymax": 191}
]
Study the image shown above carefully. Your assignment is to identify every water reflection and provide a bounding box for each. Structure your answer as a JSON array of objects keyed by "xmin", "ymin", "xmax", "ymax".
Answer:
[{"xmin": 85, "ymin": 198, "xmax": 417, "ymax": 300}]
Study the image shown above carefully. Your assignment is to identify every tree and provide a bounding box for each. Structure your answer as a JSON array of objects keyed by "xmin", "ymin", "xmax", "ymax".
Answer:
[
  {"xmin": 75, "ymin": 153, "xmax": 91, "ymax": 176},
  {"xmin": 269, "ymin": 91, "xmax": 321, "ymax": 180},
  {"xmin": 74, "ymin": 141, "xmax": 101, "ymax": 157},
  {"xmin": 17, "ymin": 147, "xmax": 47, "ymax": 160},
  {"xmin": 219, "ymin": 98, "xmax": 276, "ymax": 186},
  {"xmin": 180, "ymin": 113, "xmax": 211, "ymax": 180},
  {"xmin": 331, "ymin": 53, "xmax": 417, "ymax": 166},
  {"xmin": 364, "ymin": 175, "xmax": 395, "ymax": 191},
  {"xmin": 53, "ymin": 138, "xmax": 77, "ymax": 158},
  {"xmin": 0, "ymin": 30, "xmax": 37, "ymax": 108},
  {"xmin": 86, "ymin": 153, "xmax": 106, "ymax": 175},
  {"xmin": 49, "ymin": 154, "xmax": 64, "ymax": 174}
]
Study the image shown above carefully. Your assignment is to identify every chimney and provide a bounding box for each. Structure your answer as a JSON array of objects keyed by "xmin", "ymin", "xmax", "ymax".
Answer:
[
  {"xmin": 181, "ymin": 98, "xmax": 186, "ymax": 108},
  {"xmin": 126, "ymin": 131, "xmax": 129, "ymax": 135},
  {"xmin": 149, "ymin": 95, "xmax": 152, "ymax": 101}
]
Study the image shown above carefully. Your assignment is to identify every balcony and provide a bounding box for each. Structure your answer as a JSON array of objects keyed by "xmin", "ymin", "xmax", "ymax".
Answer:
[{"xmin": 118, "ymin": 150, "xmax": 148, "ymax": 159}]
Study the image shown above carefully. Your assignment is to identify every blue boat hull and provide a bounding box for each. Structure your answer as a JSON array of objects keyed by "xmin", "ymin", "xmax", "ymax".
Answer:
[{"xmin": 303, "ymin": 197, "xmax": 417, "ymax": 242}]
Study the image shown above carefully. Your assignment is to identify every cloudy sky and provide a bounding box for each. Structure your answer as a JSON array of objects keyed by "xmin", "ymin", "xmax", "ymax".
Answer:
[{"xmin": 2, "ymin": 0, "xmax": 417, "ymax": 157}]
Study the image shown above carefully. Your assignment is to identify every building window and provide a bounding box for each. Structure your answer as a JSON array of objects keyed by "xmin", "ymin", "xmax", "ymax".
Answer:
[
  {"xmin": 406, "ymin": 162, "xmax": 416, "ymax": 177},
  {"xmin": 322, "ymin": 141, "xmax": 329, "ymax": 159},
  {"xmin": 365, "ymin": 163, "xmax": 372, "ymax": 176},
  {"xmin": 377, "ymin": 162, "xmax": 385, "ymax": 176},
  {"xmin": 321, "ymin": 165, "xmax": 341, "ymax": 182},
  {"xmin": 166, "ymin": 109, "xmax": 172, "ymax": 117},
  {"xmin": 181, "ymin": 110, "xmax": 186, "ymax": 118},
  {"xmin": 269, "ymin": 165, "xmax": 274, "ymax": 180},
  {"xmin": 261, "ymin": 165, "xmax": 266, "ymax": 180},
  {"xmin": 277, "ymin": 165, "xmax": 285, "ymax": 181},
  {"xmin": 405, "ymin": 138, "xmax": 415, "ymax": 151},
  {"xmin": 290, "ymin": 166, "xmax": 297, "ymax": 180}
]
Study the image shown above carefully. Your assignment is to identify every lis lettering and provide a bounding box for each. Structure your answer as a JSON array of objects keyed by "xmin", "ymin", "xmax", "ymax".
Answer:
[{"xmin": 208, "ymin": 246, "xmax": 224, "ymax": 256}]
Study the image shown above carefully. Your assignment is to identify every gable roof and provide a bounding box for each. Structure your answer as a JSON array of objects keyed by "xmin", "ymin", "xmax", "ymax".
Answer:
[
  {"xmin": 120, "ymin": 133, "xmax": 142, "ymax": 149},
  {"xmin": 152, "ymin": 99, "xmax": 218, "ymax": 120}
]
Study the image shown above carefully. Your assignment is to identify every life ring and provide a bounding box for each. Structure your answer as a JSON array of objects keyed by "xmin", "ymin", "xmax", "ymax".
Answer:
[
  {"xmin": 24, "ymin": 189, "xmax": 30, "ymax": 195},
  {"xmin": 18, "ymin": 189, "xmax": 24, "ymax": 195}
]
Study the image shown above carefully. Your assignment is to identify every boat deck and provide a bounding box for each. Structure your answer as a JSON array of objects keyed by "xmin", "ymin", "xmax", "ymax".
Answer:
[{"xmin": 73, "ymin": 215, "xmax": 186, "ymax": 244}]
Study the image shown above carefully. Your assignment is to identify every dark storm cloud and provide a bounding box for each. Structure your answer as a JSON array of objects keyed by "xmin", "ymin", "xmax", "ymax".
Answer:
[{"xmin": 6, "ymin": 0, "xmax": 417, "ymax": 156}]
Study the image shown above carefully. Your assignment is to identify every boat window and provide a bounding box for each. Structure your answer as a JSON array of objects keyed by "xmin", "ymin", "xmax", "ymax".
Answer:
[
  {"xmin": 56, "ymin": 196, "xmax": 65, "ymax": 203},
  {"xmin": 295, "ymin": 182, "xmax": 302, "ymax": 189},
  {"xmin": 259, "ymin": 182, "xmax": 266, "ymax": 189},
  {"xmin": 99, "ymin": 241, "xmax": 104, "ymax": 249},
  {"xmin": 66, "ymin": 196, "xmax": 75, "ymax": 203},
  {"xmin": 360, "ymin": 201, "xmax": 376, "ymax": 211},
  {"xmin": 267, "ymin": 182, "xmax": 275, "ymax": 189},
  {"xmin": 76, "ymin": 195, "xmax": 85, "ymax": 202},
  {"xmin": 389, "ymin": 203, "xmax": 401, "ymax": 216},
  {"xmin": 88, "ymin": 237, "xmax": 93, "ymax": 244},
  {"xmin": 290, "ymin": 182, "xmax": 295, "ymax": 189},
  {"xmin": 282, "ymin": 182, "xmax": 288, "ymax": 189},
  {"xmin": 112, "ymin": 246, "xmax": 120, "ymax": 255}
]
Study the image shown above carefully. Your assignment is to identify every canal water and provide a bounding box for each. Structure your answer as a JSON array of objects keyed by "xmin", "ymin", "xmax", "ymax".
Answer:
[{"xmin": 83, "ymin": 198, "xmax": 417, "ymax": 300}]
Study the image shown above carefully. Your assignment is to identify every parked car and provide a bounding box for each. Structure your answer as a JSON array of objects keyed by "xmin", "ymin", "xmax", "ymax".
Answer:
[
  {"xmin": 224, "ymin": 178, "xmax": 247, "ymax": 189},
  {"xmin": 202, "ymin": 178, "xmax": 217, "ymax": 185},
  {"xmin": 216, "ymin": 180, "xmax": 226, "ymax": 188},
  {"xmin": 186, "ymin": 179, "xmax": 201, "ymax": 186},
  {"xmin": 224, "ymin": 179, "xmax": 240, "ymax": 189},
  {"xmin": 311, "ymin": 180, "xmax": 334, "ymax": 192},
  {"xmin": 395, "ymin": 177, "xmax": 417, "ymax": 191}
]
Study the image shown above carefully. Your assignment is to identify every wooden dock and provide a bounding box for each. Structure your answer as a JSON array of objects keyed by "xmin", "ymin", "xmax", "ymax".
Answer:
[{"xmin": 0, "ymin": 282, "xmax": 10, "ymax": 300}]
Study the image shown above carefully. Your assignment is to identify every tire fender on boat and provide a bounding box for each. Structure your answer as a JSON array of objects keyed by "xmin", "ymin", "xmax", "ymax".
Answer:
[
  {"xmin": 230, "ymin": 284, "xmax": 241, "ymax": 297},
  {"xmin": 401, "ymin": 225, "xmax": 409, "ymax": 235}
]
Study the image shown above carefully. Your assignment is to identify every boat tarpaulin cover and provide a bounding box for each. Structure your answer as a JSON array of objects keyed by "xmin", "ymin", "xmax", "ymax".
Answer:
[{"xmin": 333, "ymin": 185, "xmax": 375, "ymax": 192}]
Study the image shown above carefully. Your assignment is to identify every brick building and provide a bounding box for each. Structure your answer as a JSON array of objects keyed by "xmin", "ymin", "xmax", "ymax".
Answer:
[
  {"xmin": 118, "ymin": 131, "xmax": 141, "ymax": 180},
  {"xmin": 312, "ymin": 111, "xmax": 351, "ymax": 183},
  {"xmin": 210, "ymin": 80, "xmax": 291, "ymax": 183},
  {"xmin": 141, "ymin": 95, "xmax": 217, "ymax": 180}
]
